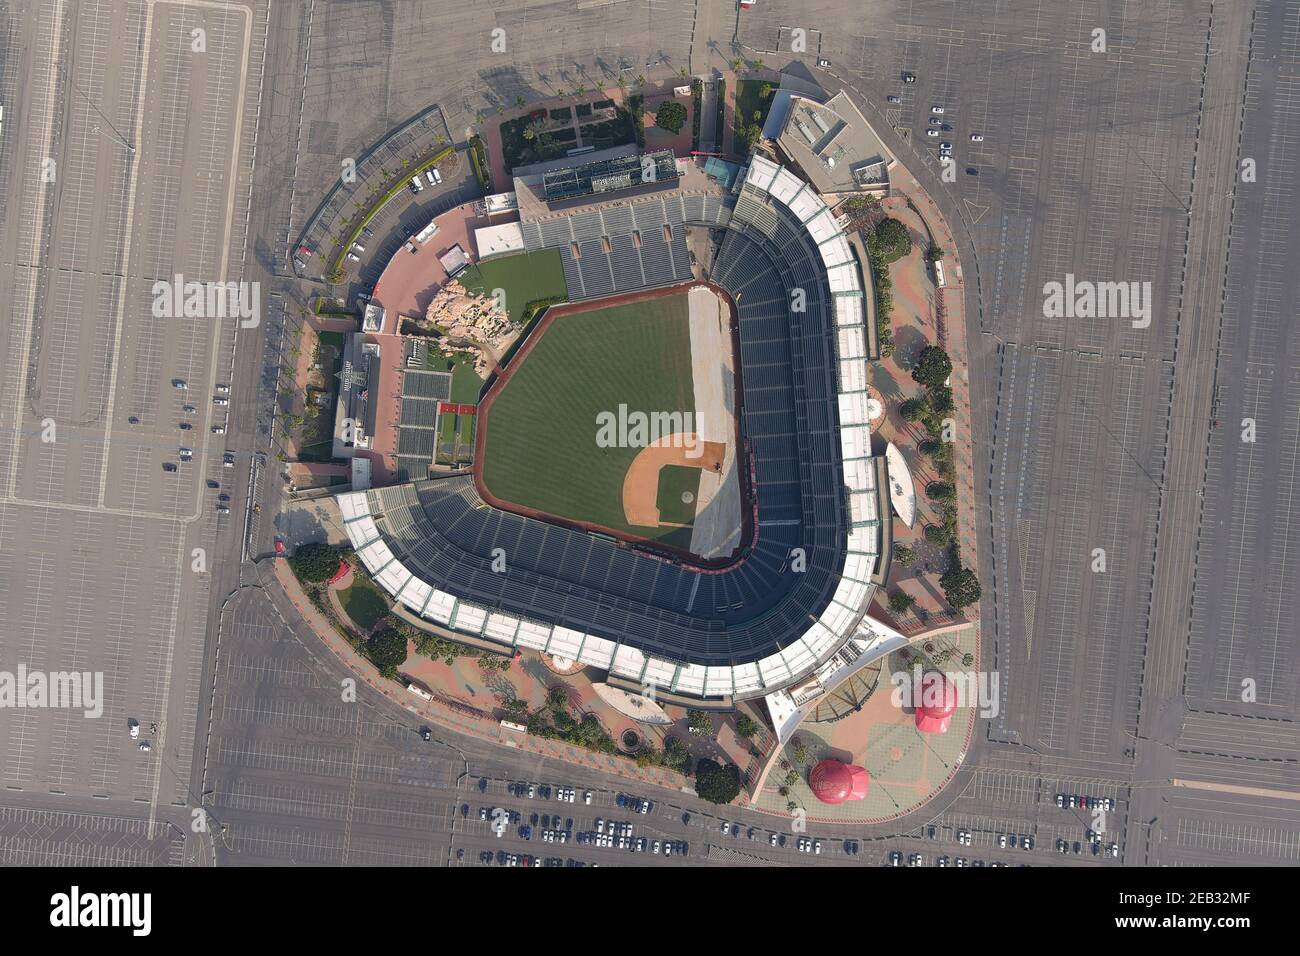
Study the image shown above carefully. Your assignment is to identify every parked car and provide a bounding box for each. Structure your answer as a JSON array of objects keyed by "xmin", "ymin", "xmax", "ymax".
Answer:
[
  {"xmin": 127, "ymin": 719, "xmax": 139, "ymax": 738},
  {"xmin": 931, "ymin": 105, "xmax": 945, "ymax": 114},
  {"xmin": 970, "ymin": 133, "xmax": 984, "ymax": 142},
  {"xmin": 902, "ymin": 72, "xmax": 917, "ymax": 83},
  {"xmin": 162, "ymin": 463, "xmax": 178, "ymax": 473},
  {"xmin": 886, "ymin": 95, "xmax": 902, "ymax": 104}
]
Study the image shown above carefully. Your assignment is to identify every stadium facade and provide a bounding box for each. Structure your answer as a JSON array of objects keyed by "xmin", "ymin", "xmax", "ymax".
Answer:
[{"xmin": 336, "ymin": 151, "xmax": 901, "ymax": 708}]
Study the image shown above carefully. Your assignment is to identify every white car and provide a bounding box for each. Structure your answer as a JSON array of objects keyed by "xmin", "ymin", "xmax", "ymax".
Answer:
[
  {"xmin": 769, "ymin": 832, "xmax": 779, "ymax": 846},
  {"xmin": 931, "ymin": 105, "xmax": 944, "ymax": 114},
  {"xmin": 138, "ymin": 742, "xmax": 151, "ymax": 752},
  {"xmin": 214, "ymin": 397, "xmax": 228, "ymax": 406},
  {"xmin": 212, "ymin": 425, "xmax": 225, "ymax": 434},
  {"xmin": 940, "ymin": 141, "xmax": 953, "ymax": 151},
  {"xmin": 970, "ymin": 133, "xmax": 984, "ymax": 142},
  {"xmin": 584, "ymin": 791, "xmax": 592, "ymax": 805},
  {"xmin": 720, "ymin": 820, "xmax": 729, "ymax": 833},
  {"xmin": 653, "ymin": 840, "xmax": 661, "ymax": 854},
  {"xmin": 127, "ymin": 719, "xmax": 140, "ymax": 739},
  {"xmin": 813, "ymin": 840, "xmax": 822, "ymax": 854},
  {"xmin": 215, "ymin": 384, "xmax": 230, "ymax": 394},
  {"xmin": 926, "ymin": 129, "xmax": 940, "ymax": 137}
]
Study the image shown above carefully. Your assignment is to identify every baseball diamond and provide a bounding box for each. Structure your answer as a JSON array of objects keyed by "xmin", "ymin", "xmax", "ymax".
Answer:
[{"xmin": 476, "ymin": 282, "xmax": 749, "ymax": 562}]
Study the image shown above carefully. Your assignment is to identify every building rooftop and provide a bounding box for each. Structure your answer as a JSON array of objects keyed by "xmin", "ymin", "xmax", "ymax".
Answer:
[{"xmin": 775, "ymin": 90, "xmax": 895, "ymax": 195}]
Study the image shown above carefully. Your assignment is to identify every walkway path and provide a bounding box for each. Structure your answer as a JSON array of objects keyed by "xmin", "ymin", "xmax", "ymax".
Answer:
[{"xmin": 271, "ymin": 559, "xmax": 693, "ymax": 790}]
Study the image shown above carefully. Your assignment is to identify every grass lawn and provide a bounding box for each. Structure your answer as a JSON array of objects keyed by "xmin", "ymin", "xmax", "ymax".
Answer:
[
  {"xmin": 656, "ymin": 464, "xmax": 701, "ymax": 525},
  {"xmin": 339, "ymin": 576, "xmax": 390, "ymax": 633},
  {"xmin": 458, "ymin": 249, "xmax": 568, "ymax": 325},
  {"xmin": 480, "ymin": 293, "xmax": 695, "ymax": 538},
  {"xmin": 424, "ymin": 344, "xmax": 484, "ymax": 404},
  {"xmin": 734, "ymin": 79, "xmax": 777, "ymax": 134}
]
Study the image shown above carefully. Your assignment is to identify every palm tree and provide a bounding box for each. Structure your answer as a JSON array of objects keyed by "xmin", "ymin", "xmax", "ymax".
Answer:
[
  {"xmin": 732, "ymin": 58, "xmax": 743, "ymax": 73},
  {"xmin": 515, "ymin": 95, "xmax": 526, "ymax": 108},
  {"xmin": 754, "ymin": 58, "xmax": 765, "ymax": 73},
  {"xmin": 679, "ymin": 67, "xmax": 689, "ymax": 81},
  {"xmin": 617, "ymin": 75, "xmax": 627, "ymax": 92},
  {"xmin": 636, "ymin": 74, "xmax": 646, "ymax": 87}
]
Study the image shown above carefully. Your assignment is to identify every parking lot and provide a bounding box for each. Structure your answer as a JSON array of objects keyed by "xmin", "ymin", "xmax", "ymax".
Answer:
[{"xmin": 0, "ymin": 0, "xmax": 265, "ymax": 825}]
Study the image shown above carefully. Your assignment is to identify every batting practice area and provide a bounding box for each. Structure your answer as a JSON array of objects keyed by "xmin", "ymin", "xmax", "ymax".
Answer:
[{"xmin": 477, "ymin": 283, "xmax": 746, "ymax": 561}]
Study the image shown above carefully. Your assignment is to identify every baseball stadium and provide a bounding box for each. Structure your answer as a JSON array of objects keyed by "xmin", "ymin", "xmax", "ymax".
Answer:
[{"xmin": 337, "ymin": 151, "xmax": 900, "ymax": 707}]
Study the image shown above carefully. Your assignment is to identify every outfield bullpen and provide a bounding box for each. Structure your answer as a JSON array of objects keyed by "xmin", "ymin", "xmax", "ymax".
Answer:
[{"xmin": 476, "ymin": 283, "xmax": 745, "ymax": 558}]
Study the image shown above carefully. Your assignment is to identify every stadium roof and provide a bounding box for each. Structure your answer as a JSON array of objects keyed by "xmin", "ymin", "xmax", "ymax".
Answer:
[{"xmin": 336, "ymin": 155, "xmax": 893, "ymax": 698}]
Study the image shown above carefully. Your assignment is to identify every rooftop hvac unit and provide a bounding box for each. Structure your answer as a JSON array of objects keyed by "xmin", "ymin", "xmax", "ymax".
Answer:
[
  {"xmin": 811, "ymin": 111, "xmax": 831, "ymax": 134},
  {"xmin": 796, "ymin": 120, "xmax": 816, "ymax": 145}
]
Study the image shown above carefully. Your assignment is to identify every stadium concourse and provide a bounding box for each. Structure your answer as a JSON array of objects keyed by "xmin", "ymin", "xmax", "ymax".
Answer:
[{"xmin": 336, "ymin": 153, "xmax": 903, "ymax": 718}]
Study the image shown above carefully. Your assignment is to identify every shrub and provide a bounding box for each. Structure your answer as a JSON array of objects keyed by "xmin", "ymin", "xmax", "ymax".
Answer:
[
  {"xmin": 694, "ymin": 759, "xmax": 742, "ymax": 805},
  {"xmin": 941, "ymin": 567, "xmax": 982, "ymax": 609},
  {"xmin": 900, "ymin": 398, "xmax": 925, "ymax": 422},
  {"xmin": 735, "ymin": 713, "xmax": 759, "ymax": 739},
  {"xmin": 888, "ymin": 590, "xmax": 916, "ymax": 614},
  {"xmin": 919, "ymin": 438, "xmax": 943, "ymax": 457},
  {"xmin": 874, "ymin": 217, "xmax": 912, "ymax": 262},
  {"xmin": 926, "ymin": 481, "xmax": 956, "ymax": 502},
  {"xmin": 289, "ymin": 543, "xmax": 344, "ymax": 584},
  {"xmin": 913, "ymin": 346, "xmax": 953, "ymax": 388},
  {"xmin": 894, "ymin": 544, "xmax": 917, "ymax": 567},
  {"xmin": 655, "ymin": 99, "xmax": 688, "ymax": 133},
  {"xmin": 365, "ymin": 627, "xmax": 408, "ymax": 674},
  {"xmin": 927, "ymin": 385, "xmax": 954, "ymax": 415},
  {"xmin": 924, "ymin": 523, "xmax": 953, "ymax": 547}
]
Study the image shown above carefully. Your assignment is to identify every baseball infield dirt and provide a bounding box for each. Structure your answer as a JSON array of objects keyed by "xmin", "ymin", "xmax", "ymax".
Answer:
[{"xmin": 622, "ymin": 435, "xmax": 726, "ymax": 526}]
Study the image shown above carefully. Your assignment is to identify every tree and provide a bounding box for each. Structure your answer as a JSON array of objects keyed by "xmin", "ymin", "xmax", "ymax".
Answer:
[
  {"xmin": 894, "ymin": 544, "xmax": 917, "ymax": 567},
  {"xmin": 924, "ymin": 523, "xmax": 953, "ymax": 547},
  {"xmin": 888, "ymin": 590, "xmax": 915, "ymax": 615},
  {"xmin": 961, "ymin": 652, "xmax": 975, "ymax": 667},
  {"xmin": 735, "ymin": 713, "xmax": 759, "ymax": 739},
  {"xmin": 941, "ymin": 566, "xmax": 982, "ymax": 609},
  {"xmin": 927, "ymin": 481, "xmax": 956, "ymax": 502},
  {"xmin": 694, "ymin": 758, "xmax": 742, "ymax": 805},
  {"xmin": 366, "ymin": 627, "xmax": 408, "ymax": 674},
  {"xmin": 791, "ymin": 739, "xmax": 811, "ymax": 766},
  {"xmin": 546, "ymin": 685, "xmax": 571, "ymax": 713},
  {"xmin": 919, "ymin": 438, "xmax": 943, "ymax": 457},
  {"xmin": 655, "ymin": 99, "xmax": 688, "ymax": 133},
  {"xmin": 477, "ymin": 652, "xmax": 512, "ymax": 672},
  {"xmin": 289, "ymin": 543, "xmax": 344, "ymax": 584},
  {"xmin": 900, "ymin": 398, "xmax": 925, "ymax": 423},
  {"xmin": 912, "ymin": 345, "xmax": 953, "ymax": 389},
  {"xmin": 926, "ymin": 242, "xmax": 945, "ymax": 262},
  {"xmin": 687, "ymin": 709, "xmax": 713, "ymax": 737},
  {"xmin": 663, "ymin": 736, "xmax": 690, "ymax": 772},
  {"xmin": 927, "ymin": 384, "xmax": 954, "ymax": 414},
  {"xmin": 874, "ymin": 217, "xmax": 911, "ymax": 262}
]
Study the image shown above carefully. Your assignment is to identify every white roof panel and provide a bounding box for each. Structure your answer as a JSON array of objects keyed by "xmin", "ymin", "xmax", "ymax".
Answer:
[
  {"xmin": 819, "ymin": 600, "xmax": 856, "ymax": 636},
  {"xmin": 839, "ymin": 391, "xmax": 869, "ymax": 426},
  {"xmin": 837, "ymin": 326, "xmax": 865, "ymax": 360},
  {"xmin": 768, "ymin": 168, "xmax": 804, "ymax": 205},
  {"xmin": 516, "ymin": 620, "xmax": 553, "ymax": 650},
  {"xmin": 826, "ymin": 262, "xmax": 859, "ymax": 294},
  {"xmin": 424, "ymin": 590, "xmax": 456, "ymax": 624},
  {"xmin": 643, "ymin": 657, "xmax": 676, "ymax": 688},
  {"xmin": 484, "ymin": 612, "xmax": 520, "ymax": 644},
  {"xmin": 704, "ymin": 667, "xmax": 734, "ymax": 697},
  {"xmin": 851, "ymin": 489, "xmax": 879, "ymax": 523},
  {"xmin": 745, "ymin": 155, "xmax": 780, "ymax": 191},
  {"xmin": 835, "ymin": 295, "xmax": 864, "ymax": 327},
  {"xmin": 757, "ymin": 652, "xmax": 792, "ymax": 685},
  {"xmin": 788, "ymin": 187, "xmax": 824, "ymax": 224},
  {"xmin": 820, "ymin": 233, "xmax": 853, "ymax": 268},
  {"xmin": 805, "ymin": 209, "xmax": 839, "ymax": 245},
  {"xmin": 610, "ymin": 644, "xmax": 646, "ymax": 680},
  {"xmin": 451, "ymin": 602, "xmax": 487, "ymax": 635},
  {"xmin": 547, "ymin": 627, "xmax": 583, "ymax": 659},
  {"xmin": 839, "ymin": 358, "xmax": 866, "ymax": 392},
  {"xmin": 732, "ymin": 662, "xmax": 763, "ymax": 693},
  {"xmin": 842, "ymin": 550, "xmax": 874, "ymax": 582},
  {"xmin": 376, "ymin": 561, "xmax": 412, "ymax": 597},
  {"xmin": 675, "ymin": 664, "xmax": 707, "ymax": 695},
  {"xmin": 841, "ymin": 424, "xmax": 870, "ymax": 461},
  {"xmin": 781, "ymin": 639, "xmax": 816, "ymax": 675},
  {"xmin": 844, "ymin": 456, "xmax": 872, "ymax": 491},
  {"xmin": 399, "ymin": 577, "xmax": 432, "ymax": 614},
  {"xmin": 358, "ymin": 539, "xmax": 395, "ymax": 575},
  {"xmin": 577, "ymin": 635, "xmax": 616, "ymax": 668},
  {"xmin": 337, "ymin": 491, "xmax": 371, "ymax": 522},
  {"xmin": 833, "ymin": 576, "xmax": 869, "ymax": 612}
]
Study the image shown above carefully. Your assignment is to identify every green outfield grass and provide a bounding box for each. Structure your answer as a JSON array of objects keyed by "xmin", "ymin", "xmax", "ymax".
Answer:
[
  {"xmin": 480, "ymin": 293, "xmax": 695, "ymax": 539},
  {"xmin": 656, "ymin": 465, "xmax": 701, "ymax": 526},
  {"xmin": 458, "ymin": 249, "xmax": 569, "ymax": 324}
]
